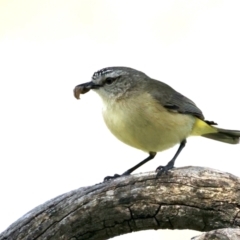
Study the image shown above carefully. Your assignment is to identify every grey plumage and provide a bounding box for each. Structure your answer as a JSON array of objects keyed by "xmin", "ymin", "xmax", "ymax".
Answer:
[{"xmin": 74, "ymin": 66, "xmax": 240, "ymax": 180}]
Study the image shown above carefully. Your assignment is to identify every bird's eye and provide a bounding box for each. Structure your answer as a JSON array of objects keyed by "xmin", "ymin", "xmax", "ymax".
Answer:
[{"xmin": 105, "ymin": 77, "xmax": 116, "ymax": 85}]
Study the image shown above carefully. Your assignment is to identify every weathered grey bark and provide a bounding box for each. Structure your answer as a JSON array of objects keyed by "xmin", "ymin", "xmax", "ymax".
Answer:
[
  {"xmin": 192, "ymin": 228, "xmax": 240, "ymax": 240},
  {"xmin": 0, "ymin": 166, "xmax": 240, "ymax": 240}
]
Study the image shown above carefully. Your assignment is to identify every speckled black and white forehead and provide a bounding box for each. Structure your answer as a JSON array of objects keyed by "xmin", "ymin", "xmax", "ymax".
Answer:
[
  {"xmin": 92, "ymin": 67, "xmax": 145, "ymax": 81},
  {"xmin": 92, "ymin": 68, "xmax": 114, "ymax": 80}
]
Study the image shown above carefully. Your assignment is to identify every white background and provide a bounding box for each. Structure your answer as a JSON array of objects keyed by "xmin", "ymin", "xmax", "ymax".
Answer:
[{"xmin": 0, "ymin": 1, "xmax": 240, "ymax": 239}]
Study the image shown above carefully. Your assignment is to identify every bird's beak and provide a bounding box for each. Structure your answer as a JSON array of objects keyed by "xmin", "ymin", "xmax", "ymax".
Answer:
[{"xmin": 73, "ymin": 81, "xmax": 102, "ymax": 99}]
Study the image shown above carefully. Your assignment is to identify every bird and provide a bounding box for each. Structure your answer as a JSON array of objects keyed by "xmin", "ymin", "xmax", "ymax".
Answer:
[{"xmin": 73, "ymin": 67, "xmax": 240, "ymax": 181}]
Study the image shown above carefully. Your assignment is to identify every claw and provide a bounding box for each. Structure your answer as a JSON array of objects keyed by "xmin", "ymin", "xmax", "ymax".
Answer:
[
  {"xmin": 104, "ymin": 174, "xmax": 121, "ymax": 182},
  {"xmin": 156, "ymin": 165, "xmax": 174, "ymax": 177}
]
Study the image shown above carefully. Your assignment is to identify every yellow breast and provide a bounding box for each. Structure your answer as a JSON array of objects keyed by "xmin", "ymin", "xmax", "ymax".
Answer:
[{"xmin": 102, "ymin": 93, "xmax": 196, "ymax": 152}]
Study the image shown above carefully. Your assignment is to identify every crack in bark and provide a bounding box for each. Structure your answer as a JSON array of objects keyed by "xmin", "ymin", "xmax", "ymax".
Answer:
[
  {"xmin": 232, "ymin": 211, "xmax": 240, "ymax": 226},
  {"xmin": 153, "ymin": 205, "xmax": 161, "ymax": 226},
  {"xmin": 167, "ymin": 217, "xmax": 174, "ymax": 229}
]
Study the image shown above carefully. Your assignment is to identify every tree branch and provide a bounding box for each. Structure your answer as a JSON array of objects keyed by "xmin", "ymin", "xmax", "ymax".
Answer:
[
  {"xmin": 0, "ymin": 166, "xmax": 240, "ymax": 240},
  {"xmin": 192, "ymin": 228, "xmax": 240, "ymax": 240}
]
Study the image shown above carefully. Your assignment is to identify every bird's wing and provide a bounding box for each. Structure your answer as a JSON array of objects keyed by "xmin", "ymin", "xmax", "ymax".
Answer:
[{"xmin": 149, "ymin": 79, "xmax": 205, "ymax": 119}]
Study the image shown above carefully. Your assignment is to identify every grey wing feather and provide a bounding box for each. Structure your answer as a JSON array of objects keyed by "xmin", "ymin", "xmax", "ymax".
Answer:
[{"xmin": 149, "ymin": 79, "xmax": 204, "ymax": 120}]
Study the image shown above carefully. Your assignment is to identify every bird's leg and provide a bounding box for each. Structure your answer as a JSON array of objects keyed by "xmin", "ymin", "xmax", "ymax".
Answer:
[
  {"xmin": 156, "ymin": 139, "xmax": 186, "ymax": 177},
  {"xmin": 104, "ymin": 152, "xmax": 156, "ymax": 182}
]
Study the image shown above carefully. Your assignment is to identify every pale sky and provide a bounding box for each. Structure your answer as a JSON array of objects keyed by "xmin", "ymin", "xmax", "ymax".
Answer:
[{"xmin": 0, "ymin": 1, "xmax": 240, "ymax": 239}]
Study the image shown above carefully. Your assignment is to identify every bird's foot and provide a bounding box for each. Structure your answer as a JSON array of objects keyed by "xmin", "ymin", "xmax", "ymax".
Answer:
[
  {"xmin": 156, "ymin": 162, "xmax": 175, "ymax": 177},
  {"xmin": 103, "ymin": 174, "xmax": 121, "ymax": 182},
  {"xmin": 103, "ymin": 172, "xmax": 131, "ymax": 182}
]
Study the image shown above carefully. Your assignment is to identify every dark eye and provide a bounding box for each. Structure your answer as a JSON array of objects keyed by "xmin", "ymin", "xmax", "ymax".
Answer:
[{"xmin": 105, "ymin": 77, "xmax": 116, "ymax": 85}]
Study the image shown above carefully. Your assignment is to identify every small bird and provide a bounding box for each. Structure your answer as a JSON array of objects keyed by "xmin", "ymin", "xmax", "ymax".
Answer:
[{"xmin": 74, "ymin": 67, "xmax": 240, "ymax": 181}]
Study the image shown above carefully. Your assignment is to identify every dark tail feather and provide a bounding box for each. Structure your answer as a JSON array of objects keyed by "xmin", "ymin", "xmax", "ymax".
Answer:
[{"xmin": 202, "ymin": 128, "xmax": 240, "ymax": 144}]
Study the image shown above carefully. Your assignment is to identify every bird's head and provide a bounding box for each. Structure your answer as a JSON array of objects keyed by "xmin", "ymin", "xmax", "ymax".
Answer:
[{"xmin": 74, "ymin": 67, "xmax": 147, "ymax": 101}]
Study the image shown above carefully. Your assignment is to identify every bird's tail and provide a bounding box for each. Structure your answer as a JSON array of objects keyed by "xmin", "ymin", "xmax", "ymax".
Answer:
[
  {"xmin": 202, "ymin": 127, "xmax": 240, "ymax": 144},
  {"xmin": 191, "ymin": 118, "xmax": 240, "ymax": 144}
]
